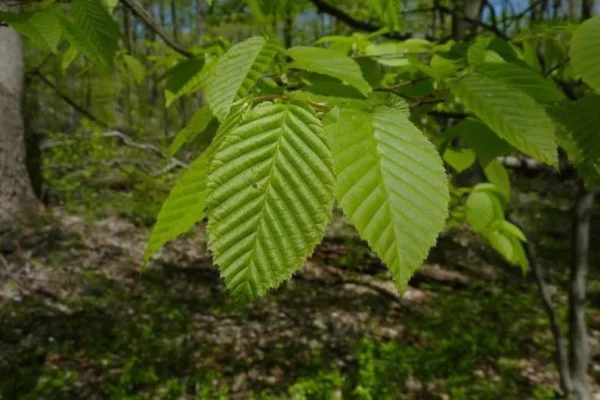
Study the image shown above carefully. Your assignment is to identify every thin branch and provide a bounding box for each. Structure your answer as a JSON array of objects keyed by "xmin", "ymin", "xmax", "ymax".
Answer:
[
  {"xmin": 119, "ymin": 0, "xmax": 193, "ymax": 58},
  {"xmin": 308, "ymin": 0, "xmax": 441, "ymax": 41},
  {"xmin": 34, "ymin": 71, "xmax": 107, "ymax": 128},
  {"xmin": 34, "ymin": 72, "xmax": 189, "ymax": 170},
  {"xmin": 506, "ymin": 213, "xmax": 573, "ymax": 395},
  {"xmin": 544, "ymin": 57, "xmax": 570, "ymax": 77},
  {"xmin": 437, "ymin": 5, "xmax": 510, "ymax": 40}
]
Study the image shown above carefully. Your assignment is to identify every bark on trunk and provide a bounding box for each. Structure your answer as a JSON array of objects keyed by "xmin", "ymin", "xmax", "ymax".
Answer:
[
  {"xmin": 0, "ymin": 23, "xmax": 37, "ymax": 222},
  {"xmin": 569, "ymin": 184, "xmax": 595, "ymax": 400}
]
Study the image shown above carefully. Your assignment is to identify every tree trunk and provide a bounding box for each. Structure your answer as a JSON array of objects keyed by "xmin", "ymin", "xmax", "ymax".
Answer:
[
  {"xmin": 0, "ymin": 22, "xmax": 38, "ymax": 222},
  {"xmin": 569, "ymin": 184, "xmax": 595, "ymax": 400}
]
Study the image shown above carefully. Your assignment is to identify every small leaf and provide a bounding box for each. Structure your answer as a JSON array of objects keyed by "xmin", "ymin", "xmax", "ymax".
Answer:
[
  {"xmin": 465, "ymin": 186, "xmax": 505, "ymax": 234},
  {"xmin": 500, "ymin": 220, "xmax": 526, "ymax": 242},
  {"xmin": 372, "ymin": 0, "xmax": 401, "ymax": 31},
  {"xmin": 207, "ymin": 36, "xmax": 282, "ymax": 120},
  {"xmin": 571, "ymin": 16, "xmax": 600, "ymax": 93},
  {"xmin": 327, "ymin": 106, "xmax": 449, "ymax": 292},
  {"xmin": 449, "ymin": 73, "xmax": 558, "ymax": 165},
  {"xmin": 483, "ymin": 159, "xmax": 510, "ymax": 202},
  {"xmin": 443, "ymin": 148, "xmax": 476, "ymax": 173},
  {"xmin": 122, "ymin": 54, "xmax": 145, "ymax": 84},
  {"xmin": 61, "ymin": 45, "xmax": 79, "ymax": 71},
  {"xmin": 287, "ymin": 46, "xmax": 371, "ymax": 95}
]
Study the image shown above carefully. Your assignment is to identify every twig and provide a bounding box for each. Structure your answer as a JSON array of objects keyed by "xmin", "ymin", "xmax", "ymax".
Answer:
[
  {"xmin": 120, "ymin": 0, "xmax": 193, "ymax": 58},
  {"xmin": 308, "ymin": 0, "xmax": 440, "ymax": 41},
  {"xmin": 34, "ymin": 72, "xmax": 189, "ymax": 170},
  {"xmin": 544, "ymin": 57, "xmax": 570, "ymax": 77},
  {"xmin": 506, "ymin": 213, "xmax": 573, "ymax": 395}
]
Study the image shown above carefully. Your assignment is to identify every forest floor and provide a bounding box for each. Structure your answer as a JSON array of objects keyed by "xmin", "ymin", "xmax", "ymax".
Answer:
[{"xmin": 1, "ymin": 179, "xmax": 600, "ymax": 399}]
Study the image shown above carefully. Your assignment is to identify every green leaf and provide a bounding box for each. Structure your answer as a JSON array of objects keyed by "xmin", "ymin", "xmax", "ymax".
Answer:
[
  {"xmin": 485, "ymin": 229, "xmax": 527, "ymax": 271},
  {"xmin": 287, "ymin": 46, "xmax": 371, "ymax": 95},
  {"xmin": 483, "ymin": 159, "xmax": 510, "ymax": 202},
  {"xmin": 522, "ymin": 41, "xmax": 542, "ymax": 72},
  {"xmin": 1, "ymin": 10, "xmax": 62, "ymax": 52},
  {"xmin": 465, "ymin": 185, "xmax": 505, "ymax": 233},
  {"xmin": 169, "ymin": 104, "xmax": 217, "ymax": 156},
  {"xmin": 61, "ymin": 45, "xmax": 79, "ymax": 72},
  {"xmin": 165, "ymin": 55, "xmax": 213, "ymax": 108},
  {"xmin": 62, "ymin": 0, "xmax": 120, "ymax": 66},
  {"xmin": 445, "ymin": 119, "xmax": 514, "ymax": 167},
  {"xmin": 144, "ymin": 154, "xmax": 209, "ymax": 263},
  {"xmin": 206, "ymin": 101, "xmax": 336, "ymax": 302},
  {"xmin": 571, "ymin": 16, "xmax": 600, "ymax": 93},
  {"xmin": 122, "ymin": 54, "xmax": 145, "ymax": 84},
  {"xmin": 372, "ymin": 0, "xmax": 401, "ymax": 30},
  {"xmin": 207, "ymin": 36, "xmax": 282, "ymax": 120},
  {"xmin": 443, "ymin": 148, "xmax": 476, "ymax": 173},
  {"xmin": 551, "ymin": 96, "xmax": 600, "ymax": 188},
  {"xmin": 500, "ymin": 220, "xmax": 526, "ymax": 242},
  {"xmin": 474, "ymin": 62, "xmax": 564, "ymax": 104},
  {"xmin": 449, "ymin": 73, "xmax": 558, "ymax": 165},
  {"xmin": 326, "ymin": 106, "xmax": 449, "ymax": 292},
  {"xmin": 364, "ymin": 40, "xmax": 432, "ymax": 67}
]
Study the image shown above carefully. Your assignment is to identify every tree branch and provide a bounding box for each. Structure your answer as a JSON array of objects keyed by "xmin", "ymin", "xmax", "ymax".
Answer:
[
  {"xmin": 506, "ymin": 213, "xmax": 573, "ymax": 396},
  {"xmin": 308, "ymin": 0, "xmax": 441, "ymax": 41},
  {"xmin": 34, "ymin": 72, "xmax": 189, "ymax": 171},
  {"xmin": 119, "ymin": 0, "xmax": 193, "ymax": 58}
]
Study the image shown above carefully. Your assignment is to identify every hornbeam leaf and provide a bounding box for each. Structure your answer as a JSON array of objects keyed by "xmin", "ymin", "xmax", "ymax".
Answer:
[
  {"xmin": 143, "ymin": 154, "xmax": 209, "ymax": 263},
  {"xmin": 169, "ymin": 104, "xmax": 216, "ymax": 156},
  {"xmin": 449, "ymin": 73, "xmax": 558, "ymax": 165},
  {"xmin": 287, "ymin": 46, "xmax": 372, "ymax": 95},
  {"xmin": 326, "ymin": 106, "xmax": 449, "ymax": 292},
  {"xmin": 474, "ymin": 62, "xmax": 564, "ymax": 104},
  {"xmin": 144, "ymin": 104, "xmax": 251, "ymax": 263},
  {"xmin": 1, "ymin": 10, "xmax": 62, "ymax": 52},
  {"xmin": 207, "ymin": 36, "xmax": 282, "ymax": 120},
  {"xmin": 64, "ymin": 0, "xmax": 121, "ymax": 66},
  {"xmin": 551, "ymin": 96, "xmax": 600, "ymax": 188},
  {"xmin": 206, "ymin": 101, "xmax": 336, "ymax": 302},
  {"xmin": 571, "ymin": 16, "xmax": 600, "ymax": 94}
]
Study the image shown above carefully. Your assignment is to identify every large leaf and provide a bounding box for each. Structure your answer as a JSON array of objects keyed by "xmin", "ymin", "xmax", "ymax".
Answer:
[
  {"xmin": 61, "ymin": 0, "xmax": 120, "ymax": 66},
  {"xmin": 551, "ymin": 96, "xmax": 600, "ymax": 188},
  {"xmin": 449, "ymin": 73, "xmax": 558, "ymax": 165},
  {"xmin": 326, "ymin": 106, "xmax": 449, "ymax": 292},
  {"xmin": 571, "ymin": 16, "xmax": 600, "ymax": 94},
  {"xmin": 206, "ymin": 101, "xmax": 336, "ymax": 302},
  {"xmin": 207, "ymin": 36, "xmax": 281, "ymax": 120},
  {"xmin": 0, "ymin": 10, "xmax": 62, "ymax": 52},
  {"xmin": 287, "ymin": 46, "xmax": 372, "ymax": 95},
  {"xmin": 143, "ymin": 154, "xmax": 209, "ymax": 263},
  {"xmin": 474, "ymin": 62, "xmax": 564, "ymax": 104}
]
